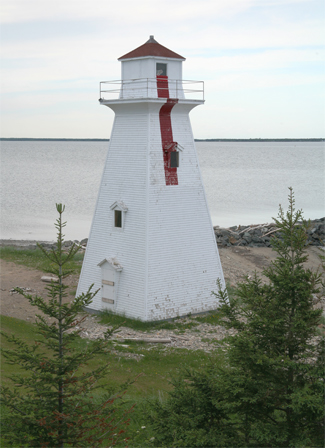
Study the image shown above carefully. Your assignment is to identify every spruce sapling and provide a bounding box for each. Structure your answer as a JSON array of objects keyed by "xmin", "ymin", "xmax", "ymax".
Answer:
[
  {"xmin": 1, "ymin": 204, "xmax": 134, "ymax": 447},
  {"xmin": 145, "ymin": 189, "xmax": 324, "ymax": 447}
]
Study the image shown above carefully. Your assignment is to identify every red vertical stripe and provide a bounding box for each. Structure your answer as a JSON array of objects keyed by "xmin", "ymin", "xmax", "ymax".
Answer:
[
  {"xmin": 159, "ymin": 99, "xmax": 179, "ymax": 186},
  {"xmin": 157, "ymin": 75, "xmax": 169, "ymax": 98}
]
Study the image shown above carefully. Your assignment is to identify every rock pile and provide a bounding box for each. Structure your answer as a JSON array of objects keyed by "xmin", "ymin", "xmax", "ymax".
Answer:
[
  {"xmin": 214, "ymin": 218, "xmax": 324, "ymax": 248},
  {"xmin": 74, "ymin": 310, "xmax": 324, "ymax": 360},
  {"xmin": 76, "ymin": 314, "xmax": 236, "ymax": 355},
  {"xmin": 37, "ymin": 219, "xmax": 324, "ymax": 250},
  {"xmin": 2, "ymin": 220, "xmax": 323, "ymax": 251},
  {"xmin": 39, "ymin": 239, "xmax": 88, "ymax": 251}
]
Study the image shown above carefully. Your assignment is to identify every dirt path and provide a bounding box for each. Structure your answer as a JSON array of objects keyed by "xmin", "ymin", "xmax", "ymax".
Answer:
[
  {"xmin": 219, "ymin": 245, "xmax": 324, "ymax": 286},
  {"xmin": 1, "ymin": 246, "xmax": 323, "ymax": 323},
  {"xmin": 0, "ymin": 261, "xmax": 79, "ymax": 323}
]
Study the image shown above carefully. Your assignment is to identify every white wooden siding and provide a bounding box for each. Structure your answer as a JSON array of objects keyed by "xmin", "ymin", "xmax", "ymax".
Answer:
[
  {"xmin": 76, "ymin": 112, "xmax": 149, "ymax": 319},
  {"xmin": 77, "ymin": 100, "xmax": 225, "ymax": 321}
]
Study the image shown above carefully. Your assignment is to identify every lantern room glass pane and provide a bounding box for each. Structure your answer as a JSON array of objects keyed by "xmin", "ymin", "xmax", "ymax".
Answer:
[{"xmin": 156, "ymin": 63, "xmax": 167, "ymax": 76}]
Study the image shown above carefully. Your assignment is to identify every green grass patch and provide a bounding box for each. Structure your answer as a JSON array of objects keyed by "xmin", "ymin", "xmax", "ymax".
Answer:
[
  {"xmin": 1, "ymin": 314, "xmax": 214, "ymax": 401},
  {"xmin": 0, "ymin": 246, "xmax": 84, "ymax": 274},
  {"xmin": 1, "ymin": 314, "xmax": 224, "ymax": 447},
  {"xmin": 1, "ymin": 315, "xmax": 43, "ymax": 386},
  {"xmin": 99, "ymin": 310, "xmax": 200, "ymax": 332},
  {"xmin": 193, "ymin": 311, "xmax": 222, "ymax": 325},
  {"xmin": 102, "ymin": 308, "xmax": 225, "ymax": 329}
]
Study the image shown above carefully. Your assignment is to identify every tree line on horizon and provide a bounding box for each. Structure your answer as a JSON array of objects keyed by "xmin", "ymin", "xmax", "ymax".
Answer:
[{"xmin": 1, "ymin": 137, "xmax": 324, "ymax": 142}]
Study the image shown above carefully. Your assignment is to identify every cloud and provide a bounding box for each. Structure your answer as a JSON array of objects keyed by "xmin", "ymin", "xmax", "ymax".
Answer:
[
  {"xmin": 209, "ymin": 71, "xmax": 323, "ymax": 92},
  {"xmin": 0, "ymin": 0, "xmax": 318, "ymax": 24},
  {"xmin": 1, "ymin": 0, "xmax": 324, "ymax": 138},
  {"xmin": 185, "ymin": 48, "xmax": 324, "ymax": 77},
  {"xmin": 0, "ymin": 0, "xmax": 249, "ymax": 23}
]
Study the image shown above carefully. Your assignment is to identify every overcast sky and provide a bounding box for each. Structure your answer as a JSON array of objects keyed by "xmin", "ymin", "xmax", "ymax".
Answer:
[{"xmin": 1, "ymin": 0, "xmax": 324, "ymax": 139}]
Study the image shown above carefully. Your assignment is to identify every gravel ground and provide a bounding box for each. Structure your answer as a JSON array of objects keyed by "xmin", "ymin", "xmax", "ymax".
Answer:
[{"xmin": 1, "ymin": 245, "xmax": 324, "ymax": 353}]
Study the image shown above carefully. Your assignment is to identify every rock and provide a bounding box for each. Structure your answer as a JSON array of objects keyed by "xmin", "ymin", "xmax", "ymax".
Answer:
[
  {"xmin": 229, "ymin": 236, "xmax": 238, "ymax": 245},
  {"xmin": 243, "ymin": 233, "xmax": 252, "ymax": 243},
  {"xmin": 214, "ymin": 219, "xmax": 324, "ymax": 248},
  {"xmin": 41, "ymin": 276, "xmax": 59, "ymax": 283},
  {"xmin": 73, "ymin": 313, "xmax": 243, "ymax": 353},
  {"xmin": 121, "ymin": 337, "xmax": 171, "ymax": 343}
]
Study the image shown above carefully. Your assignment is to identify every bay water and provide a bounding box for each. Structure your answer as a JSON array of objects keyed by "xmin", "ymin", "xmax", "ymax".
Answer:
[{"xmin": 1, "ymin": 141, "xmax": 324, "ymax": 241}]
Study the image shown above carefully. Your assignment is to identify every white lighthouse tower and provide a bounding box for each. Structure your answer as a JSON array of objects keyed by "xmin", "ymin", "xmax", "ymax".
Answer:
[{"xmin": 77, "ymin": 36, "xmax": 225, "ymax": 321}]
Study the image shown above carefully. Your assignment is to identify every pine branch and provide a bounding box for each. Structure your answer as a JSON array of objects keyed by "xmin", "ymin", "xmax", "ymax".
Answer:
[{"xmin": 1, "ymin": 204, "xmax": 134, "ymax": 447}]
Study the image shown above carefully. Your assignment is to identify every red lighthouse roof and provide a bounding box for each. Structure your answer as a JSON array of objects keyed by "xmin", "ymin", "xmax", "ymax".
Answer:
[{"xmin": 118, "ymin": 35, "xmax": 185, "ymax": 61}]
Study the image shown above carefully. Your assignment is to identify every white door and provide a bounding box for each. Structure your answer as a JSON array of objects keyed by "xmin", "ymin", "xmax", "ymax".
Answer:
[{"xmin": 101, "ymin": 264, "xmax": 115, "ymax": 309}]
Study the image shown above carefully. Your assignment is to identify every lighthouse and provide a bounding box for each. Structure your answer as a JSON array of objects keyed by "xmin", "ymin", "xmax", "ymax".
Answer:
[{"xmin": 77, "ymin": 36, "xmax": 225, "ymax": 321}]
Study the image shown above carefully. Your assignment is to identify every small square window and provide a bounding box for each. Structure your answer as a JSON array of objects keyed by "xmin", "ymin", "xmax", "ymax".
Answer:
[
  {"xmin": 156, "ymin": 63, "xmax": 167, "ymax": 76},
  {"xmin": 114, "ymin": 210, "xmax": 122, "ymax": 228},
  {"xmin": 170, "ymin": 152, "xmax": 179, "ymax": 168}
]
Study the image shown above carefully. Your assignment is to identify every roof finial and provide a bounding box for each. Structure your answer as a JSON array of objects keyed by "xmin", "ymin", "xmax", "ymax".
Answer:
[{"xmin": 146, "ymin": 35, "xmax": 158, "ymax": 43}]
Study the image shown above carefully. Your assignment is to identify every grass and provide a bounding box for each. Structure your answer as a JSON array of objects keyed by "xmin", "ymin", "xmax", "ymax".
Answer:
[
  {"xmin": 1, "ymin": 240, "xmax": 323, "ymax": 445},
  {"xmin": 0, "ymin": 246, "xmax": 84, "ymax": 274},
  {"xmin": 99, "ymin": 310, "xmax": 201, "ymax": 332},
  {"xmin": 0, "ymin": 245, "xmax": 231, "ymax": 445},
  {"xmin": 193, "ymin": 311, "xmax": 223, "ymax": 325},
  {"xmin": 0, "ymin": 314, "xmax": 215, "ymax": 400},
  {"xmin": 99, "ymin": 308, "xmax": 233, "ymax": 332},
  {"xmin": 1, "ymin": 313, "xmax": 220, "ymax": 446}
]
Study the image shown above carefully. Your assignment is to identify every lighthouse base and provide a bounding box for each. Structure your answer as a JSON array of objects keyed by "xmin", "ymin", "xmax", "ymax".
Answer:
[{"xmin": 76, "ymin": 100, "xmax": 225, "ymax": 321}]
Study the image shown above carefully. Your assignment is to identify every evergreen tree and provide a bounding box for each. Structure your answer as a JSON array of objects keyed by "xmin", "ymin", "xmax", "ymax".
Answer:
[
  {"xmin": 147, "ymin": 188, "xmax": 324, "ymax": 447},
  {"xmin": 1, "ymin": 204, "xmax": 133, "ymax": 447}
]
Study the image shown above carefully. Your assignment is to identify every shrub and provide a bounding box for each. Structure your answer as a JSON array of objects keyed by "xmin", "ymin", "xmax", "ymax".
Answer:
[
  {"xmin": 1, "ymin": 204, "xmax": 134, "ymax": 447},
  {"xmin": 146, "ymin": 189, "xmax": 324, "ymax": 447}
]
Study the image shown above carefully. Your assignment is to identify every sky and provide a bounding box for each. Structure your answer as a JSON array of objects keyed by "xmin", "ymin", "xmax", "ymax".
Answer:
[{"xmin": 1, "ymin": 0, "xmax": 324, "ymax": 139}]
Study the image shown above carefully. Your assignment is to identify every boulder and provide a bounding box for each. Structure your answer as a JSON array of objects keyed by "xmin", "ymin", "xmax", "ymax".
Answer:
[{"xmin": 214, "ymin": 219, "xmax": 324, "ymax": 247}]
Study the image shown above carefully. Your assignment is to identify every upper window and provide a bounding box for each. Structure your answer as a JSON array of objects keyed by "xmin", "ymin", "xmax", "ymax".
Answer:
[
  {"xmin": 110, "ymin": 201, "xmax": 128, "ymax": 230},
  {"xmin": 156, "ymin": 63, "xmax": 167, "ymax": 76},
  {"xmin": 114, "ymin": 210, "xmax": 122, "ymax": 228},
  {"xmin": 170, "ymin": 152, "xmax": 179, "ymax": 168}
]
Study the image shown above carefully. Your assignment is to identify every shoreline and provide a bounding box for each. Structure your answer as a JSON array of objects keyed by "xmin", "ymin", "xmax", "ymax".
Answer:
[
  {"xmin": 0, "ymin": 239, "xmax": 57, "ymax": 247},
  {"xmin": 1, "ymin": 138, "xmax": 324, "ymax": 142},
  {"xmin": 1, "ymin": 218, "xmax": 324, "ymax": 249}
]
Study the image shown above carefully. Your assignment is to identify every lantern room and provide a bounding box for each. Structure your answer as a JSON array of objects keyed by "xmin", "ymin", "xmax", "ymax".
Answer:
[
  {"xmin": 99, "ymin": 36, "xmax": 204, "ymax": 102},
  {"xmin": 118, "ymin": 35, "xmax": 185, "ymax": 82}
]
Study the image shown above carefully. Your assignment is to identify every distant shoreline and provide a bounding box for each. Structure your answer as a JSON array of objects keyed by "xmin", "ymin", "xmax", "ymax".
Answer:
[
  {"xmin": 1, "ymin": 216, "xmax": 324, "ymax": 249},
  {"xmin": 1, "ymin": 138, "xmax": 324, "ymax": 142}
]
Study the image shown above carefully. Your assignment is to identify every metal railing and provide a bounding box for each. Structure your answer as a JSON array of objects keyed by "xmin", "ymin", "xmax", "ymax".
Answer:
[{"xmin": 99, "ymin": 78, "xmax": 204, "ymax": 101}]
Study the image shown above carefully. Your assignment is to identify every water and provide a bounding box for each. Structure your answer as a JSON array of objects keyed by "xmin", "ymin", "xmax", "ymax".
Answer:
[
  {"xmin": 198, "ymin": 141, "xmax": 325, "ymax": 227},
  {"xmin": 1, "ymin": 141, "xmax": 324, "ymax": 241}
]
